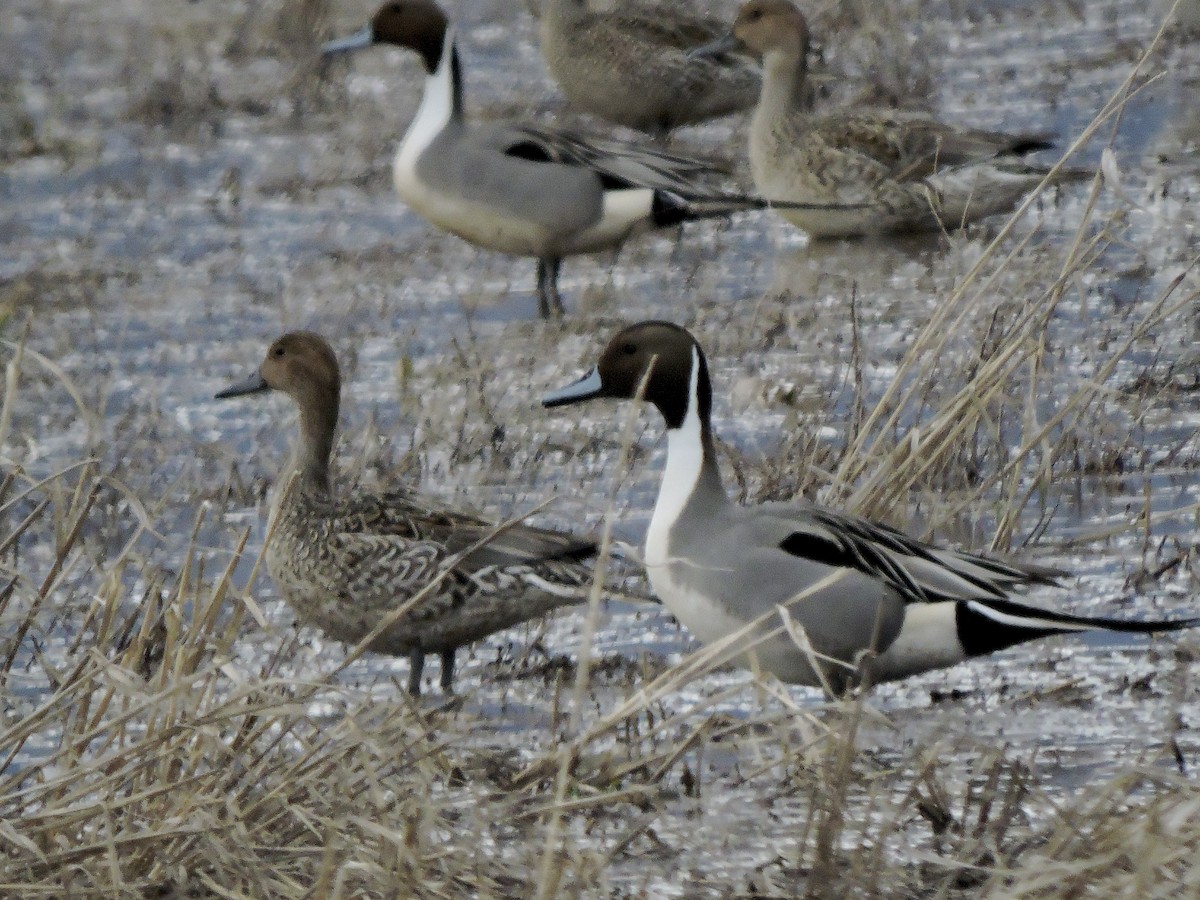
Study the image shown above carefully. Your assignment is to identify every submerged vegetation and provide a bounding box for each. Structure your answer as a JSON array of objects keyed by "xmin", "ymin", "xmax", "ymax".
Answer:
[{"xmin": 2, "ymin": 0, "xmax": 1199, "ymax": 895}]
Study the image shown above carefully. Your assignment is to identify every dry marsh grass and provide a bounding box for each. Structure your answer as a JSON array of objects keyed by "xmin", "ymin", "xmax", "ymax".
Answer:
[
  {"xmin": 2, "ymin": 207, "xmax": 1198, "ymax": 895},
  {"xmin": 3, "ymin": 0, "xmax": 1200, "ymax": 897},
  {"xmin": 0, "ymin": 505, "xmax": 1196, "ymax": 898}
]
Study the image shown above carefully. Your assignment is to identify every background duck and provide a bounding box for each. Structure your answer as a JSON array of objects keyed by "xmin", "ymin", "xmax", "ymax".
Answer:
[
  {"xmin": 693, "ymin": 0, "xmax": 1093, "ymax": 237},
  {"xmin": 323, "ymin": 0, "xmax": 766, "ymax": 318},
  {"xmin": 217, "ymin": 331, "xmax": 596, "ymax": 696},
  {"xmin": 539, "ymin": 0, "xmax": 761, "ymax": 135}
]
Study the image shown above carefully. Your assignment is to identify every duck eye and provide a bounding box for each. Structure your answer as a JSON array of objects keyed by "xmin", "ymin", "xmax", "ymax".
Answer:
[
  {"xmin": 272, "ymin": 347, "xmax": 285, "ymax": 358},
  {"xmin": 621, "ymin": 343, "xmax": 637, "ymax": 355}
]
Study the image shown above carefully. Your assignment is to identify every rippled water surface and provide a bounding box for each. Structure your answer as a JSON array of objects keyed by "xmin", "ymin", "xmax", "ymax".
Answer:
[{"xmin": 2, "ymin": 0, "xmax": 1199, "ymax": 891}]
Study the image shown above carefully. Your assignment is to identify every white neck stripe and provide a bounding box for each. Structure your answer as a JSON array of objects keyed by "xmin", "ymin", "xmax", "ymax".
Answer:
[
  {"xmin": 645, "ymin": 345, "xmax": 703, "ymax": 567},
  {"xmin": 396, "ymin": 28, "xmax": 457, "ymax": 171}
]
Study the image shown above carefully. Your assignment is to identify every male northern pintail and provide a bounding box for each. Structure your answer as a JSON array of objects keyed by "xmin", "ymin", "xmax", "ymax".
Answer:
[
  {"xmin": 540, "ymin": 0, "xmax": 760, "ymax": 135},
  {"xmin": 692, "ymin": 0, "xmax": 1091, "ymax": 237},
  {"xmin": 544, "ymin": 322, "xmax": 1196, "ymax": 692},
  {"xmin": 217, "ymin": 331, "xmax": 595, "ymax": 696},
  {"xmin": 322, "ymin": 0, "xmax": 764, "ymax": 318}
]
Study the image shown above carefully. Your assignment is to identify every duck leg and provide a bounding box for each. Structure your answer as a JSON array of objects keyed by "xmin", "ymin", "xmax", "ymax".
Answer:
[
  {"xmin": 439, "ymin": 648, "xmax": 456, "ymax": 693},
  {"xmin": 536, "ymin": 257, "xmax": 565, "ymax": 319},
  {"xmin": 406, "ymin": 646, "xmax": 425, "ymax": 696}
]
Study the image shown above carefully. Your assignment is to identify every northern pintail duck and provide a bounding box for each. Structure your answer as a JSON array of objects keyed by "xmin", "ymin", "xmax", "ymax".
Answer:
[
  {"xmin": 693, "ymin": 0, "xmax": 1091, "ymax": 237},
  {"xmin": 540, "ymin": 0, "xmax": 760, "ymax": 135},
  {"xmin": 544, "ymin": 322, "xmax": 1196, "ymax": 692},
  {"xmin": 217, "ymin": 331, "xmax": 594, "ymax": 696},
  {"xmin": 323, "ymin": 0, "xmax": 763, "ymax": 318}
]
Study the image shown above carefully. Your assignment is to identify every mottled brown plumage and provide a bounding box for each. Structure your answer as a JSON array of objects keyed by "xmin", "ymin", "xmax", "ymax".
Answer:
[
  {"xmin": 541, "ymin": 0, "xmax": 760, "ymax": 134},
  {"xmin": 696, "ymin": 0, "xmax": 1091, "ymax": 236},
  {"xmin": 217, "ymin": 332, "xmax": 594, "ymax": 695}
]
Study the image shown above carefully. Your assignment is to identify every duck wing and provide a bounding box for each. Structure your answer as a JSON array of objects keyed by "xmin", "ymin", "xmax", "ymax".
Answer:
[
  {"xmin": 443, "ymin": 521, "xmax": 596, "ymax": 570},
  {"xmin": 815, "ymin": 112, "xmax": 1055, "ymax": 184},
  {"xmin": 325, "ymin": 487, "xmax": 595, "ymax": 572},
  {"xmin": 594, "ymin": 9, "xmax": 728, "ymax": 51},
  {"xmin": 761, "ymin": 502, "xmax": 1060, "ymax": 605},
  {"xmin": 498, "ymin": 123, "xmax": 730, "ymax": 192}
]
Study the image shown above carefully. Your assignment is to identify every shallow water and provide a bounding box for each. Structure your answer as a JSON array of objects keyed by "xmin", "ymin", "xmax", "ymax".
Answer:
[{"xmin": 2, "ymin": 0, "xmax": 1200, "ymax": 891}]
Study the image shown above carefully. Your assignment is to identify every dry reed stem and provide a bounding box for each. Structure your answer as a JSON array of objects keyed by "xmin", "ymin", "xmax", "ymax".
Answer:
[
  {"xmin": 833, "ymin": 23, "xmax": 1175, "ymax": 524},
  {"xmin": 536, "ymin": 362, "xmax": 654, "ymax": 897},
  {"xmin": 515, "ymin": 572, "xmax": 861, "ymax": 792}
]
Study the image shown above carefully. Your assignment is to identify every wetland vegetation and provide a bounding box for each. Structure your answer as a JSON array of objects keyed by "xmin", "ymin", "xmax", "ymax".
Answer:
[{"xmin": 2, "ymin": 0, "xmax": 1199, "ymax": 895}]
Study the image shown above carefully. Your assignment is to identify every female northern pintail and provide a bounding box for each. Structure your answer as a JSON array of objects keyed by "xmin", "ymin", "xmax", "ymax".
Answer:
[
  {"xmin": 217, "ymin": 331, "xmax": 594, "ymax": 696},
  {"xmin": 544, "ymin": 322, "xmax": 1196, "ymax": 692},
  {"xmin": 692, "ymin": 0, "xmax": 1091, "ymax": 237},
  {"xmin": 323, "ymin": 0, "xmax": 763, "ymax": 318},
  {"xmin": 540, "ymin": 0, "xmax": 760, "ymax": 135}
]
